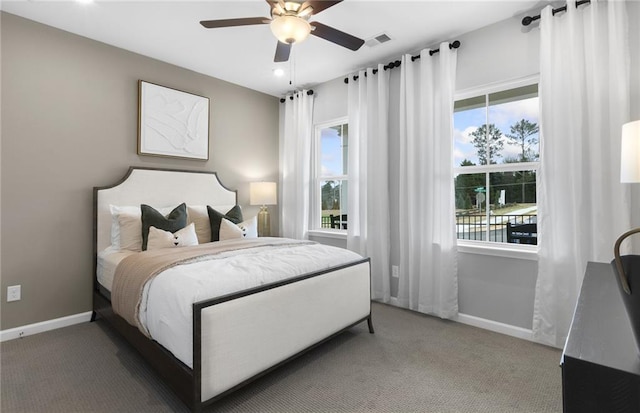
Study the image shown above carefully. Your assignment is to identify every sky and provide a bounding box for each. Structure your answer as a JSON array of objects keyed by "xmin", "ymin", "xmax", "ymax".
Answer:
[
  {"xmin": 320, "ymin": 125, "xmax": 345, "ymax": 178},
  {"xmin": 454, "ymin": 96, "xmax": 539, "ymax": 166}
]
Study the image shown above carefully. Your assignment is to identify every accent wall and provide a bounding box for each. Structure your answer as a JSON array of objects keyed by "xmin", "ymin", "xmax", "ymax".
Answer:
[{"xmin": 0, "ymin": 12, "xmax": 280, "ymax": 330}]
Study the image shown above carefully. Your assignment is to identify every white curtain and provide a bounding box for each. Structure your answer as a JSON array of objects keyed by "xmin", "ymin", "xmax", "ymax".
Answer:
[
  {"xmin": 395, "ymin": 45, "xmax": 459, "ymax": 318},
  {"xmin": 280, "ymin": 91, "xmax": 315, "ymax": 240},
  {"xmin": 534, "ymin": 0, "xmax": 631, "ymax": 347},
  {"xmin": 347, "ymin": 65, "xmax": 391, "ymax": 302}
]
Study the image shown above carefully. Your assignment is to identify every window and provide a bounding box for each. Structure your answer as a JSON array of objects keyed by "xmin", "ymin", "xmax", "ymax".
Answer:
[
  {"xmin": 454, "ymin": 82, "xmax": 539, "ymax": 246},
  {"xmin": 315, "ymin": 120, "xmax": 348, "ymax": 230}
]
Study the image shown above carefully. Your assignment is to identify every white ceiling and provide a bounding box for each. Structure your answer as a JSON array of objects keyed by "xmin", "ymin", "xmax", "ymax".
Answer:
[{"xmin": 1, "ymin": 0, "xmax": 546, "ymax": 97}]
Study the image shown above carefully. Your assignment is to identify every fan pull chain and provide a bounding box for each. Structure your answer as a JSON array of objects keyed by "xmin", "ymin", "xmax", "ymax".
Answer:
[{"xmin": 289, "ymin": 47, "xmax": 295, "ymax": 87}]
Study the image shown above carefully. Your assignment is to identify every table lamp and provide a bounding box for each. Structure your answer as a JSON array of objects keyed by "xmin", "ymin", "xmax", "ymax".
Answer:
[
  {"xmin": 612, "ymin": 119, "xmax": 640, "ymax": 355},
  {"xmin": 250, "ymin": 182, "xmax": 277, "ymax": 237}
]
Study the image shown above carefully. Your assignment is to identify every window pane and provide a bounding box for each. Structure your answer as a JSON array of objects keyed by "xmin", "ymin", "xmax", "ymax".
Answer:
[
  {"xmin": 455, "ymin": 172, "xmax": 486, "ymax": 240},
  {"xmin": 320, "ymin": 124, "xmax": 348, "ymax": 176},
  {"xmin": 488, "ymin": 84, "xmax": 539, "ymax": 164},
  {"xmin": 455, "ymin": 170, "xmax": 537, "ymax": 244},
  {"xmin": 320, "ymin": 180, "xmax": 348, "ymax": 229},
  {"xmin": 454, "ymin": 96, "xmax": 486, "ymax": 166},
  {"xmin": 488, "ymin": 171, "xmax": 537, "ymax": 244}
]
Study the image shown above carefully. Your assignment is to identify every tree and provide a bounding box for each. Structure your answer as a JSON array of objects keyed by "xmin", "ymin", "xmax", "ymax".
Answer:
[
  {"xmin": 454, "ymin": 162, "xmax": 484, "ymax": 210},
  {"xmin": 505, "ymin": 119, "xmax": 539, "ymax": 162},
  {"xmin": 321, "ymin": 181, "xmax": 338, "ymax": 210},
  {"xmin": 470, "ymin": 124, "xmax": 503, "ymax": 164},
  {"xmin": 502, "ymin": 119, "xmax": 539, "ymax": 203}
]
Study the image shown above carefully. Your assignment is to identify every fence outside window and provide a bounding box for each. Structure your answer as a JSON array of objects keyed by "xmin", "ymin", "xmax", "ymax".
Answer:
[
  {"xmin": 320, "ymin": 215, "xmax": 347, "ymax": 229},
  {"xmin": 321, "ymin": 213, "xmax": 536, "ymax": 244},
  {"xmin": 456, "ymin": 214, "xmax": 537, "ymax": 244}
]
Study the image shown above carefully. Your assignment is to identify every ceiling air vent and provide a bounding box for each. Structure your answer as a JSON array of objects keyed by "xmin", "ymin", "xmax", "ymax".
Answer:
[{"xmin": 365, "ymin": 33, "xmax": 392, "ymax": 47}]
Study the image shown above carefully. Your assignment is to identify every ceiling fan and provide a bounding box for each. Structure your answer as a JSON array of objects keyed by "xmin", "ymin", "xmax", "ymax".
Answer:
[{"xmin": 200, "ymin": 0, "xmax": 365, "ymax": 63}]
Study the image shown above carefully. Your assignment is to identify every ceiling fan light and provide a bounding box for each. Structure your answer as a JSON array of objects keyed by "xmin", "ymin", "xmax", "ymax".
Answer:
[{"xmin": 270, "ymin": 15, "xmax": 311, "ymax": 44}]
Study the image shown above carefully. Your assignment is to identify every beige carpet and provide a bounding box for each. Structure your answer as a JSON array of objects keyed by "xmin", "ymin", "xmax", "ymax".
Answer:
[{"xmin": 1, "ymin": 302, "xmax": 562, "ymax": 412}]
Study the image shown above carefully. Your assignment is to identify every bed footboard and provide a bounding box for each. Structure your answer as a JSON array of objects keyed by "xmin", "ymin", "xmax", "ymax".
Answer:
[{"xmin": 194, "ymin": 259, "xmax": 372, "ymax": 407}]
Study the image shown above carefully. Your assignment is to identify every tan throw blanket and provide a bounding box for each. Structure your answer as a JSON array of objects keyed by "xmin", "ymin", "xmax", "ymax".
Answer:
[{"xmin": 111, "ymin": 237, "xmax": 314, "ymax": 337}]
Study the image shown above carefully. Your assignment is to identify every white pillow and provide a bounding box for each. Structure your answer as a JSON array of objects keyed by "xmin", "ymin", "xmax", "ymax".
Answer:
[
  {"xmin": 187, "ymin": 205, "xmax": 211, "ymax": 244},
  {"xmin": 110, "ymin": 205, "xmax": 142, "ymax": 251},
  {"xmin": 146, "ymin": 223, "xmax": 199, "ymax": 251},
  {"xmin": 109, "ymin": 205, "xmax": 174, "ymax": 251},
  {"xmin": 219, "ymin": 216, "xmax": 258, "ymax": 241}
]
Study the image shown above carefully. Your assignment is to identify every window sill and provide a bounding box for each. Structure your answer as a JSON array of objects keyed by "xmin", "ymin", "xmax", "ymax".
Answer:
[
  {"xmin": 308, "ymin": 229, "xmax": 347, "ymax": 240},
  {"xmin": 457, "ymin": 240, "xmax": 538, "ymax": 261},
  {"xmin": 308, "ymin": 233, "xmax": 537, "ymax": 260}
]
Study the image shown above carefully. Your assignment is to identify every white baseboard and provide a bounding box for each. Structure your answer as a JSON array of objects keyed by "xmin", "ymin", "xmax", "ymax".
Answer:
[
  {"xmin": 383, "ymin": 299, "xmax": 533, "ymax": 342},
  {"xmin": 454, "ymin": 313, "xmax": 534, "ymax": 342},
  {"xmin": 1, "ymin": 309, "xmax": 533, "ymax": 344},
  {"xmin": 0, "ymin": 311, "xmax": 93, "ymax": 342},
  {"xmin": 388, "ymin": 297, "xmax": 402, "ymax": 307}
]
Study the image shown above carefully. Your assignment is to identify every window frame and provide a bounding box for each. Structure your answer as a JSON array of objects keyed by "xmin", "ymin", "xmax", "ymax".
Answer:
[
  {"xmin": 311, "ymin": 117, "xmax": 349, "ymax": 233},
  {"xmin": 454, "ymin": 75, "xmax": 540, "ymax": 259}
]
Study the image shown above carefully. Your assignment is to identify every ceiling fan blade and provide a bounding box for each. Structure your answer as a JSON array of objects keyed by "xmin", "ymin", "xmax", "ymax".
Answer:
[
  {"xmin": 200, "ymin": 17, "xmax": 269, "ymax": 29},
  {"xmin": 301, "ymin": 1, "xmax": 343, "ymax": 15},
  {"xmin": 274, "ymin": 41, "xmax": 292, "ymax": 62},
  {"xmin": 310, "ymin": 21, "xmax": 364, "ymax": 51}
]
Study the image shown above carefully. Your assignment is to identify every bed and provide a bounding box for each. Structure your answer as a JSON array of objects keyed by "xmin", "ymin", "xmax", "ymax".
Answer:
[{"xmin": 92, "ymin": 167, "xmax": 373, "ymax": 412}]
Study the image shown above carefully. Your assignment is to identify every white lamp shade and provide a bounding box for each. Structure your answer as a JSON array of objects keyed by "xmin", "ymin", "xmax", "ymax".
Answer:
[
  {"xmin": 250, "ymin": 182, "xmax": 277, "ymax": 206},
  {"xmin": 621, "ymin": 120, "xmax": 640, "ymax": 183},
  {"xmin": 270, "ymin": 15, "xmax": 311, "ymax": 44}
]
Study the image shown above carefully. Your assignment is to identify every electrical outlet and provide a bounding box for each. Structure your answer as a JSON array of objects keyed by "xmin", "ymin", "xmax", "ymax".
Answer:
[
  {"xmin": 7, "ymin": 285, "xmax": 21, "ymax": 302},
  {"xmin": 392, "ymin": 265, "xmax": 399, "ymax": 278}
]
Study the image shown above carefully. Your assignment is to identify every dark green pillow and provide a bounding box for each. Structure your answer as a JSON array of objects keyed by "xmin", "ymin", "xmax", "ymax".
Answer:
[
  {"xmin": 141, "ymin": 203, "xmax": 187, "ymax": 251},
  {"xmin": 207, "ymin": 205, "xmax": 243, "ymax": 242}
]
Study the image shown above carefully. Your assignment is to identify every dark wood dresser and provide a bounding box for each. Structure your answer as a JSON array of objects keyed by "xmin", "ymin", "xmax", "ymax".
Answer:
[{"xmin": 562, "ymin": 262, "xmax": 640, "ymax": 412}]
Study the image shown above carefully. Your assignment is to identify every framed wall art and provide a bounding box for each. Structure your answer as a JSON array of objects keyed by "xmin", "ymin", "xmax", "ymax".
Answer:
[{"xmin": 138, "ymin": 80, "xmax": 210, "ymax": 160}]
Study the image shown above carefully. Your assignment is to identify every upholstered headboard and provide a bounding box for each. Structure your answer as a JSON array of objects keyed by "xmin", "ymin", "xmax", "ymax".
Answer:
[{"xmin": 94, "ymin": 167, "xmax": 237, "ymax": 252}]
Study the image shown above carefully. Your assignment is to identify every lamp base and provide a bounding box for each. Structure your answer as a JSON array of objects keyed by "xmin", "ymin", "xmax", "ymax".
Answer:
[{"xmin": 257, "ymin": 206, "xmax": 271, "ymax": 237}]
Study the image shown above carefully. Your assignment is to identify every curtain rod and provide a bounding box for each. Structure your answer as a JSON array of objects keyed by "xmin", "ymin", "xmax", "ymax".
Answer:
[
  {"xmin": 279, "ymin": 89, "xmax": 314, "ymax": 103},
  {"xmin": 343, "ymin": 40, "xmax": 461, "ymax": 84},
  {"xmin": 522, "ymin": 0, "xmax": 591, "ymax": 26}
]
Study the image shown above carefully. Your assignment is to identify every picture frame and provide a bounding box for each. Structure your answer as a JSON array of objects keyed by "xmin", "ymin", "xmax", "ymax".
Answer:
[{"xmin": 138, "ymin": 80, "xmax": 210, "ymax": 160}]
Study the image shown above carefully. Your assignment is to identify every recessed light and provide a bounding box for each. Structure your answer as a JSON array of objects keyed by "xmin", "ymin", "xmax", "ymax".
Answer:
[
  {"xmin": 76, "ymin": 0, "xmax": 94, "ymax": 4},
  {"xmin": 273, "ymin": 68, "xmax": 285, "ymax": 77}
]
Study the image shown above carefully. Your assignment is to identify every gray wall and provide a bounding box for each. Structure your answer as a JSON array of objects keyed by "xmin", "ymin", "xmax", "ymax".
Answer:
[
  {"xmin": 310, "ymin": 5, "xmax": 640, "ymax": 330},
  {"xmin": 453, "ymin": 13, "xmax": 540, "ymax": 329},
  {"xmin": 0, "ymin": 12, "xmax": 280, "ymax": 330}
]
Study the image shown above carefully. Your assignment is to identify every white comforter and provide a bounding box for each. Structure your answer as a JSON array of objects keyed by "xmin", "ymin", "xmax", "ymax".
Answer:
[{"xmin": 130, "ymin": 238, "xmax": 363, "ymax": 368}]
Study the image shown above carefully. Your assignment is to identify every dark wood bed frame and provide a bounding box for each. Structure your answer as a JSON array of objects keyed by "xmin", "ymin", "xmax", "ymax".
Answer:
[{"xmin": 91, "ymin": 167, "xmax": 374, "ymax": 412}]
